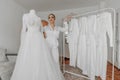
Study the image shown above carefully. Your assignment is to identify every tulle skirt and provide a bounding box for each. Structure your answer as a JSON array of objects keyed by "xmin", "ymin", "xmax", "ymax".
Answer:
[{"xmin": 10, "ymin": 31, "xmax": 65, "ymax": 80}]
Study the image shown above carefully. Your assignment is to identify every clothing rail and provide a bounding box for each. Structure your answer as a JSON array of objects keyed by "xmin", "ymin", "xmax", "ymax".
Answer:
[
  {"xmin": 73, "ymin": 8, "xmax": 115, "ymax": 18},
  {"xmin": 62, "ymin": 8, "xmax": 116, "ymax": 80}
]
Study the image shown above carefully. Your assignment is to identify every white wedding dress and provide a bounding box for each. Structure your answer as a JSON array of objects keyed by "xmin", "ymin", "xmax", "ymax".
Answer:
[{"xmin": 10, "ymin": 10, "xmax": 65, "ymax": 80}]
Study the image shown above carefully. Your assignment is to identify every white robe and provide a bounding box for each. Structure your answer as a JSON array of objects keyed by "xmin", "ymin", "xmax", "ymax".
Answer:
[
  {"xmin": 45, "ymin": 23, "xmax": 68, "ymax": 64},
  {"xmin": 95, "ymin": 12, "xmax": 113, "ymax": 80}
]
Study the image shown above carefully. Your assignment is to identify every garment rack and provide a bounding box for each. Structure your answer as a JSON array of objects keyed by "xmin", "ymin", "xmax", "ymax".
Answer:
[{"xmin": 62, "ymin": 8, "xmax": 116, "ymax": 80}]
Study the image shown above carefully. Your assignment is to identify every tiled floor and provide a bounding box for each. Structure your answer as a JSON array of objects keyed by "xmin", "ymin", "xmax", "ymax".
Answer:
[{"xmin": 62, "ymin": 58, "xmax": 120, "ymax": 80}]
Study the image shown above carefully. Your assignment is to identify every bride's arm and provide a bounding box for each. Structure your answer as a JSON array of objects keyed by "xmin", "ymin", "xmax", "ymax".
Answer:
[
  {"xmin": 58, "ymin": 22, "xmax": 68, "ymax": 32},
  {"xmin": 39, "ymin": 18, "xmax": 47, "ymax": 38}
]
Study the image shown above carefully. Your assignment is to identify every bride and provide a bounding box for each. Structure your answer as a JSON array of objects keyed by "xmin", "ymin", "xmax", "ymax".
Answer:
[{"xmin": 10, "ymin": 9, "xmax": 65, "ymax": 80}]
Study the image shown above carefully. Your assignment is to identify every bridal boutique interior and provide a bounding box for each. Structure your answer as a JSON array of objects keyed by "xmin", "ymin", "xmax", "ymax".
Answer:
[{"xmin": 0, "ymin": 0, "xmax": 120, "ymax": 80}]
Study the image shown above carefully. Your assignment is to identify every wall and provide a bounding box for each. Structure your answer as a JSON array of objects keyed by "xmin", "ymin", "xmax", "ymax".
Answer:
[{"xmin": 0, "ymin": 0, "xmax": 27, "ymax": 53}]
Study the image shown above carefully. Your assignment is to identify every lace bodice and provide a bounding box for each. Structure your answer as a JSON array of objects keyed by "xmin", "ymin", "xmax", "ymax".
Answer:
[
  {"xmin": 22, "ymin": 13, "xmax": 41, "ymax": 32},
  {"xmin": 20, "ymin": 13, "xmax": 42, "ymax": 45}
]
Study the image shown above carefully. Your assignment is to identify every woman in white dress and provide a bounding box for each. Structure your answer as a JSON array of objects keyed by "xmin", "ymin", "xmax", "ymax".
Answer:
[
  {"xmin": 44, "ymin": 13, "xmax": 68, "ymax": 65},
  {"xmin": 10, "ymin": 10, "xmax": 65, "ymax": 80}
]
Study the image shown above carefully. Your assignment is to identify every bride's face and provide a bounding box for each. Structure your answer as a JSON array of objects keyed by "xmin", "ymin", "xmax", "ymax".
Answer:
[{"xmin": 48, "ymin": 14, "xmax": 55, "ymax": 24}]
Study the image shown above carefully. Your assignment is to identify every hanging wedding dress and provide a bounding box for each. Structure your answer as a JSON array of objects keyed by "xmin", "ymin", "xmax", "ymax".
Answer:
[
  {"xmin": 10, "ymin": 10, "xmax": 65, "ymax": 80},
  {"xmin": 66, "ymin": 19, "xmax": 79, "ymax": 67},
  {"xmin": 77, "ymin": 15, "xmax": 96, "ymax": 80},
  {"xmin": 86, "ymin": 15, "xmax": 97, "ymax": 80},
  {"xmin": 95, "ymin": 12, "xmax": 113, "ymax": 80},
  {"xmin": 77, "ymin": 17, "xmax": 87, "ymax": 71}
]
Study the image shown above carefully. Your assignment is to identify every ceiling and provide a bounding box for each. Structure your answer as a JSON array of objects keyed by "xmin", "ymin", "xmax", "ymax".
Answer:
[{"xmin": 14, "ymin": 0, "xmax": 98, "ymax": 11}]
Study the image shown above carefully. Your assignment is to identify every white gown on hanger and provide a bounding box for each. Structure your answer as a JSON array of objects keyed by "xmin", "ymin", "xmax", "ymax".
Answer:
[
  {"xmin": 77, "ymin": 17, "xmax": 87, "ymax": 72},
  {"xmin": 66, "ymin": 19, "xmax": 79, "ymax": 67},
  {"xmin": 95, "ymin": 12, "xmax": 113, "ymax": 80},
  {"xmin": 86, "ymin": 15, "xmax": 97, "ymax": 80},
  {"xmin": 77, "ymin": 15, "xmax": 97, "ymax": 80},
  {"xmin": 10, "ymin": 11, "xmax": 65, "ymax": 80}
]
